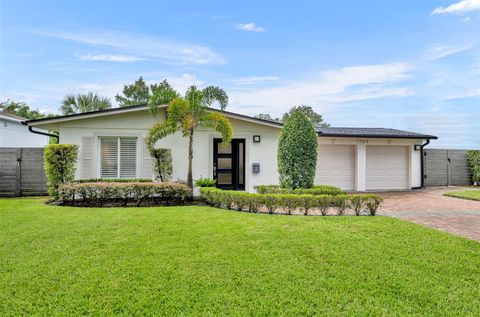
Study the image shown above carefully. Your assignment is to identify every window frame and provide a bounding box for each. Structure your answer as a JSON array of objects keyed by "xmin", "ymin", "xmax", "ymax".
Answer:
[{"xmin": 98, "ymin": 136, "xmax": 139, "ymax": 179}]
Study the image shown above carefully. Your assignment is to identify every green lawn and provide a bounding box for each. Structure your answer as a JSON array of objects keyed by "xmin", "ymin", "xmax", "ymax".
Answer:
[
  {"xmin": 444, "ymin": 189, "xmax": 480, "ymax": 202},
  {"xmin": 1, "ymin": 198, "xmax": 479, "ymax": 316}
]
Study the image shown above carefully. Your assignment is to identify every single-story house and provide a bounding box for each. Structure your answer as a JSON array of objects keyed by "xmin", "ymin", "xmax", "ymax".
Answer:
[
  {"xmin": 0, "ymin": 111, "xmax": 49, "ymax": 147},
  {"xmin": 25, "ymin": 104, "xmax": 437, "ymax": 192}
]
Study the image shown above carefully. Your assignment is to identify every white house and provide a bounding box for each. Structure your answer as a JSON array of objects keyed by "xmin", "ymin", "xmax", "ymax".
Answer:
[
  {"xmin": 0, "ymin": 111, "xmax": 49, "ymax": 147},
  {"xmin": 25, "ymin": 105, "xmax": 437, "ymax": 192}
]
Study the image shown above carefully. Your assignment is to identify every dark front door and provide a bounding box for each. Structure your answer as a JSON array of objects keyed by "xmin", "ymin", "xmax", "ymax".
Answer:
[{"xmin": 213, "ymin": 139, "xmax": 245, "ymax": 190}]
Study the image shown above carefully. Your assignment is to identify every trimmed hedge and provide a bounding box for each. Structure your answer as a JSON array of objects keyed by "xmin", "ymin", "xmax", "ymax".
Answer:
[
  {"xmin": 278, "ymin": 111, "xmax": 318, "ymax": 189},
  {"xmin": 200, "ymin": 188, "xmax": 383, "ymax": 216},
  {"xmin": 466, "ymin": 150, "xmax": 480, "ymax": 184},
  {"xmin": 44, "ymin": 144, "xmax": 79, "ymax": 199},
  {"xmin": 73, "ymin": 178, "xmax": 153, "ymax": 183},
  {"xmin": 255, "ymin": 185, "xmax": 345, "ymax": 196},
  {"xmin": 58, "ymin": 182, "xmax": 192, "ymax": 207}
]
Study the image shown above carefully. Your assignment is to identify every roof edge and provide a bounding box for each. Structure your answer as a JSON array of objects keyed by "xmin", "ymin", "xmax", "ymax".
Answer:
[{"xmin": 317, "ymin": 132, "xmax": 438, "ymax": 139}]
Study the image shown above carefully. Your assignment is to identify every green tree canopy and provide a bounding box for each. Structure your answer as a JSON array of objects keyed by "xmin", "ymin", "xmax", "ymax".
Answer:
[
  {"xmin": 254, "ymin": 113, "xmax": 280, "ymax": 122},
  {"xmin": 60, "ymin": 92, "xmax": 112, "ymax": 115},
  {"xmin": 0, "ymin": 100, "xmax": 53, "ymax": 119},
  {"xmin": 282, "ymin": 105, "xmax": 329, "ymax": 127},
  {"xmin": 277, "ymin": 111, "xmax": 318, "ymax": 189},
  {"xmin": 146, "ymin": 82, "xmax": 233, "ymax": 188},
  {"xmin": 115, "ymin": 77, "xmax": 174, "ymax": 107}
]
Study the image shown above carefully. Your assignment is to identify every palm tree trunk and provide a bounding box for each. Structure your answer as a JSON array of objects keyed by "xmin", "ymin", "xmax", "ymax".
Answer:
[{"xmin": 187, "ymin": 129, "xmax": 194, "ymax": 188}]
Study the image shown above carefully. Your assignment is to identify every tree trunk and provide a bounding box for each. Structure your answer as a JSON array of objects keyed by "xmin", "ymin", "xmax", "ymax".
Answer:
[{"xmin": 187, "ymin": 129, "xmax": 194, "ymax": 188}]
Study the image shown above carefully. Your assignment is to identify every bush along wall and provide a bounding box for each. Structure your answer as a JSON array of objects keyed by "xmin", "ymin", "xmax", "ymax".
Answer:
[
  {"xmin": 277, "ymin": 111, "xmax": 318, "ymax": 189},
  {"xmin": 200, "ymin": 188, "xmax": 383, "ymax": 216},
  {"xmin": 58, "ymin": 182, "xmax": 192, "ymax": 207},
  {"xmin": 44, "ymin": 144, "xmax": 79, "ymax": 199},
  {"xmin": 255, "ymin": 185, "xmax": 345, "ymax": 196},
  {"xmin": 466, "ymin": 150, "xmax": 480, "ymax": 185}
]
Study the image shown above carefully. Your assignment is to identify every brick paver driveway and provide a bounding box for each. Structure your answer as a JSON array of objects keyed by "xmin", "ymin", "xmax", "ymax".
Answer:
[{"xmin": 377, "ymin": 187, "xmax": 480, "ymax": 241}]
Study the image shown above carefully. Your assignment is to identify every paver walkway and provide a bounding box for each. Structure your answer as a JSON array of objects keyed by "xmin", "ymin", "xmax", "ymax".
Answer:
[{"xmin": 378, "ymin": 187, "xmax": 480, "ymax": 241}]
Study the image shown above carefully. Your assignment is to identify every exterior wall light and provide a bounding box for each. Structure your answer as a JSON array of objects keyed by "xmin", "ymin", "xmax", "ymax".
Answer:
[{"xmin": 253, "ymin": 135, "xmax": 261, "ymax": 143}]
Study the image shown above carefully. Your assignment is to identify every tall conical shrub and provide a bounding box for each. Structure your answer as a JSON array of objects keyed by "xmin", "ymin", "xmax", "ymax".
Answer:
[{"xmin": 277, "ymin": 111, "xmax": 318, "ymax": 189}]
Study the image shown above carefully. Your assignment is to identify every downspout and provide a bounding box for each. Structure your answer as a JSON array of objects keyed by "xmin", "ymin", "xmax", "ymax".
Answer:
[
  {"xmin": 22, "ymin": 122, "xmax": 59, "ymax": 142},
  {"xmin": 412, "ymin": 139, "xmax": 430, "ymax": 190}
]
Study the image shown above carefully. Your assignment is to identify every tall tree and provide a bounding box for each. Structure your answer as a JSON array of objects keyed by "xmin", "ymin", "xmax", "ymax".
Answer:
[
  {"xmin": 0, "ymin": 100, "xmax": 52, "ymax": 119},
  {"xmin": 60, "ymin": 92, "xmax": 111, "ymax": 115},
  {"xmin": 115, "ymin": 77, "xmax": 171, "ymax": 107},
  {"xmin": 282, "ymin": 105, "xmax": 329, "ymax": 127},
  {"xmin": 278, "ymin": 111, "xmax": 318, "ymax": 189},
  {"xmin": 146, "ymin": 82, "xmax": 233, "ymax": 188}
]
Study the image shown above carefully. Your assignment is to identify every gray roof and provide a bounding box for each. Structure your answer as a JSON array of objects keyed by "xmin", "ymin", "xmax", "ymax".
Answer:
[{"xmin": 316, "ymin": 127, "xmax": 437, "ymax": 139}]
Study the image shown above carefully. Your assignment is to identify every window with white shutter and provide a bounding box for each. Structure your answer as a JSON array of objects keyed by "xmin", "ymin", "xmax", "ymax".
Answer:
[{"xmin": 100, "ymin": 137, "xmax": 137, "ymax": 178}]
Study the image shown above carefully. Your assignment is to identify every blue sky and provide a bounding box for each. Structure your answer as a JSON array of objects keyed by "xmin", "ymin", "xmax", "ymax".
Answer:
[{"xmin": 1, "ymin": 0, "xmax": 479, "ymax": 148}]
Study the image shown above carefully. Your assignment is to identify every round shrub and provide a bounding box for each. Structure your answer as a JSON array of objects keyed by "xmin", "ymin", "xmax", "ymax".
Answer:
[{"xmin": 277, "ymin": 111, "xmax": 318, "ymax": 189}]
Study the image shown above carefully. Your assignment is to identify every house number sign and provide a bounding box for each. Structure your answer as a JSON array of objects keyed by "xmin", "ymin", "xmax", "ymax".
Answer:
[{"xmin": 356, "ymin": 139, "xmax": 369, "ymax": 143}]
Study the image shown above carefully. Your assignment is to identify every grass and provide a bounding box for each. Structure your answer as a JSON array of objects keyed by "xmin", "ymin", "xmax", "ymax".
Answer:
[
  {"xmin": 1, "ymin": 198, "xmax": 479, "ymax": 316},
  {"xmin": 444, "ymin": 189, "xmax": 480, "ymax": 202}
]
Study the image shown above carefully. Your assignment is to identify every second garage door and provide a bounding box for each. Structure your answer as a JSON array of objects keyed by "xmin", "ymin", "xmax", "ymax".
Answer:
[
  {"xmin": 316, "ymin": 145, "xmax": 355, "ymax": 191},
  {"xmin": 366, "ymin": 146, "xmax": 408, "ymax": 190}
]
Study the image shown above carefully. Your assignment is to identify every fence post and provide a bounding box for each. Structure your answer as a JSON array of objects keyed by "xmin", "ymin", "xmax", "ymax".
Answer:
[{"xmin": 15, "ymin": 148, "xmax": 22, "ymax": 196}]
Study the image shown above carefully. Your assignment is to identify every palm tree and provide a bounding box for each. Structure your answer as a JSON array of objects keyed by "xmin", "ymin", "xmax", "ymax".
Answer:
[
  {"xmin": 60, "ymin": 92, "xmax": 112, "ymax": 115},
  {"xmin": 146, "ymin": 83, "xmax": 233, "ymax": 188}
]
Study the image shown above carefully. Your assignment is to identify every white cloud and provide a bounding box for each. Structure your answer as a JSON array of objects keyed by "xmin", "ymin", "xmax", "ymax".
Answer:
[
  {"xmin": 431, "ymin": 0, "xmax": 480, "ymax": 15},
  {"xmin": 35, "ymin": 30, "xmax": 226, "ymax": 65},
  {"xmin": 229, "ymin": 63, "xmax": 412, "ymax": 115},
  {"xmin": 78, "ymin": 54, "xmax": 144, "ymax": 62},
  {"xmin": 236, "ymin": 23, "xmax": 266, "ymax": 32},
  {"xmin": 425, "ymin": 44, "xmax": 471, "ymax": 60},
  {"xmin": 230, "ymin": 76, "xmax": 279, "ymax": 85}
]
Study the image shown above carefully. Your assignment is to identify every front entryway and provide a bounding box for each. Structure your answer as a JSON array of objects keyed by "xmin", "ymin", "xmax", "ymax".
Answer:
[{"xmin": 213, "ymin": 139, "xmax": 245, "ymax": 190}]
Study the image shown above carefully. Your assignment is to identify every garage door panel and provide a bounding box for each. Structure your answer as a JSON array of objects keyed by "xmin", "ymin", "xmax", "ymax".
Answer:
[
  {"xmin": 316, "ymin": 145, "xmax": 355, "ymax": 191},
  {"xmin": 366, "ymin": 146, "xmax": 408, "ymax": 190}
]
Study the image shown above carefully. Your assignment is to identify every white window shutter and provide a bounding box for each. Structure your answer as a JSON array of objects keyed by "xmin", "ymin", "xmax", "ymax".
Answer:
[
  {"xmin": 141, "ymin": 138, "xmax": 154, "ymax": 179},
  {"xmin": 81, "ymin": 136, "xmax": 94, "ymax": 179},
  {"xmin": 100, "ymin": 137, "xmax": 119, "ymax": 178},
  {"xmin": 119, "ymin": 138, "xmax": 137, "ymax": 178}
]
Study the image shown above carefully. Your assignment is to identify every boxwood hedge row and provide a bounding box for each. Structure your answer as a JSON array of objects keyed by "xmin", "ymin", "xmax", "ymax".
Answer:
[
  {"xmin": 255, "ymin": 185, "xmax": 345, "ymax": 196},
  {"xmin": 58, "ymin": 182, "xmax": 192, "ymax": 207},
  {"xmin": 200, "ymin": 187, "xmax": 383, "ymax": 216}
]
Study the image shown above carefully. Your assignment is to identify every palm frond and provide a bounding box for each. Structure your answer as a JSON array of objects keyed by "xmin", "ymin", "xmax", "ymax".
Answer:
[
  {"xmin": 145, "ymin": 120, "xmax": 179, "ymax": 152},
  {"xmin": 201, "ymin": 86, "xmax": 228, "ymax": 110},
  {"xmin": 201, "ymin": 112, "xmax": 233, "ymax": 144}
]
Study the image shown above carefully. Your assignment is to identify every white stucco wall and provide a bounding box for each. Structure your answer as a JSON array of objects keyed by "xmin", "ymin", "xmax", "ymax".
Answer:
[
  {"xmin": 0, "ymin": 118, "xmax": 49, "ymax": 147},
  {"xmin": 56, "ymin": 109, "xmax": 281, "ymax": 193},
  {"xmin": 46, "ymin": 108, "xmax": 427, "ymax": 193}
]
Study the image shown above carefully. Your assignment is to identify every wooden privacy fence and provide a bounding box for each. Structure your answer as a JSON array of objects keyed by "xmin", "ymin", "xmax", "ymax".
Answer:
[
  {"xmin": 0, "ymin": 148, "xmax": 48, "ymax": 197},
  {"xmin": 424, "ymin": 149, "xmax": 471, "ymax": 187}
]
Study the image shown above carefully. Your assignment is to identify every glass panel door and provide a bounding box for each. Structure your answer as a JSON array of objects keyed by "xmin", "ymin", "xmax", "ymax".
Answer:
[{"xmin": 213, "ymin": 139, "xmax": 245, "ymax": 190}]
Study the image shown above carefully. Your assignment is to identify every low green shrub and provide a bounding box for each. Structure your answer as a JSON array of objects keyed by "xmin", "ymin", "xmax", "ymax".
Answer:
[
  {"xmin": 255, "ymin": 185, "xmax": 345, "ymax": 196},
  {"xmin": 44, "ymin": 144, "xmax": 79, "ymax": 199},
  {"xmin": 200, "ymin": 188, "xmax": 383, "ymax": 216},
  {"xmin": 466, "ymin": 150, "xmax": 480, "ymax": 184},
  {"xmin": 364, "ymin": 195, "xmax": 383, "ymax": 216},
  {"xmin": 195, "ymin": 177, "xmax": 216, "ymax": 188},
  {"xmin": 73, "ymin": 178, "xmax": 153, "ymax": 183},
  {"xmin": 261, "ymin": 194, "xmax": 283, "ymax": 214},
  {"xmin": 58, "ymin": 182, "xmax": 192, "ymax": 207}
]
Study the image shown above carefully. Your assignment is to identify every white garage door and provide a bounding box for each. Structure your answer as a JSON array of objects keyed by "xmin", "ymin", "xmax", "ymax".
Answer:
[
  {"xmin": 366, "ymin": 146, "xmax": 408, "ymax": 190},
  {"xmin": 316, "ymin": 145, "xmax": 355, "ymax": 191}
]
